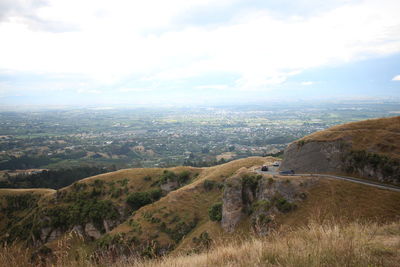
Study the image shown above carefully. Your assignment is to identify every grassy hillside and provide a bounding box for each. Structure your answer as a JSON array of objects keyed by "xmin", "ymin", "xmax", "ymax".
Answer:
[
  {"xmin": 1, "ymin": 155, "xmax": 400, "ymax": 265},
  {"xmin": 299, "ymin": 116, "xmax": 400, "ymax": 159},
  {"xmin": 281, "ymin": 116, "xmax": 400, "ymax": 184}
]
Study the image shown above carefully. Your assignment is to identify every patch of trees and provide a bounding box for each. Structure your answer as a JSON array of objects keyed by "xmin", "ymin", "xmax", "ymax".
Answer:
[
  {"xmin": 36, "ymin": 198, "xmax": 120, "ymax": 234},
  {"xmin": 183, "ymin": 158, "xmax": 228, "ymax": 167},
  {"xmin": 1, "ymin": 193, "xmax": 39, "ymax": 214},
  {"xmin": 0, "ymin": 166, "xmax": 115, "ymax": 189},
  {"xmin": 126, "ymin": 189, "xmax": 162, "ymax": 211},
  {"xmin": 0, "ymin": 155, "xmax": 53, "ymax": 170}
]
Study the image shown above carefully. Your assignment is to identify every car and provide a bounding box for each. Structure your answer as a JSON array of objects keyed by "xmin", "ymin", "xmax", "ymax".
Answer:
[
  {"xmin": 272, "ymin": 161, "xmax": 280, "ymax": 167},
  {"xmin": 261, "ymin": 165, "xmax": 269, "ymax": 171},
  {"xmin": 279, "ymin": 170, "xmax": 295, "ymax": 175}
]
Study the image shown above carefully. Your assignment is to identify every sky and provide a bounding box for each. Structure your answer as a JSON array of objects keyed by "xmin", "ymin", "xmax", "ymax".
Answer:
[{"xmin": 0, "ymin": 0, "xmax": 400, "ymax": 106}]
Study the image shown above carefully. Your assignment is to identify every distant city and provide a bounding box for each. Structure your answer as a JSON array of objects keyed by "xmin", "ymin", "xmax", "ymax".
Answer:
[{"xmin": 0, "ymin": 101, "xmax": 399, "ymax": 173}]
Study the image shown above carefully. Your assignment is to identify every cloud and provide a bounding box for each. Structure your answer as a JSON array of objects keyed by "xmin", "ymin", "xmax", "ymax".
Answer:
[
  {"xmin": 301, "ymin": 81, "xmax": 315, "ymax": 86},
  {"xmin": 118, "ymin": 87, "xmax": 148, "ymax": 92},
  {"xmin": 0, "ymin": 0, "xmax": 78, "ymax": 32},
  {"xmin": 76, "ymin": 89, "xmax": 102, "ymax": 94},
  {"xmin": 392, "ymin": 75, "xmax": 400, "ymax": 81},
  {"xmin": 195, "ymin": 85, "xmax": 229, "ymax": 90},
  {"xmin": 0, "ymin": 0, "xmax": 400, "ymax": 96}
]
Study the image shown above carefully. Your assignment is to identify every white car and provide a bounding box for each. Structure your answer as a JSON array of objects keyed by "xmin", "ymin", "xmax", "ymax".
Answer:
[{"xmin": 272, "ymin": 161, "xmax": 280, "ymax": 167}]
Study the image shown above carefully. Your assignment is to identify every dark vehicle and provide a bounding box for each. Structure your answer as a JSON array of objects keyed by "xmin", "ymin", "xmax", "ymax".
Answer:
[
  {"xmin": 279, "ymin": 170, "xmax": 295, "ymax": 175},
  {"xmin": 261, "ymin": 165, "xmax": 269, "ymax": 171}
]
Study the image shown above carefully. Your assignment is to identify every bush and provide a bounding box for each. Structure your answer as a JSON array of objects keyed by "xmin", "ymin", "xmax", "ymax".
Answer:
[
  {"xmin": 126, "ymin": 192, "xmax": 152, "ymax": 211},
  {"xmin": 203, "ymin": 179, "xmax": 216, "ymax": 191},
  {"xmin": 242, "ymin": 174, "xmax": 261, "ymax": 194},
  {"xmin": 126, "ymin": 189, "xmax": 163, "ymax": 211},
  {"xmin": 209, "ymin": 202, "xmax": 223, "ymax": 222},
  {"xmin": 143, "ymin": 175, "xmax": 152, "ymax": 181},
  {"xmin": 251, "ymin": 200, "xmax": 271, "ymax": 214},
  {"xmin": 177, "ymin": 171, "xmax": 191, "ymax": 184},
  {"xmin": 275, "ymin": 198, "xmax": 296, "ymax": 213},
  {"xmin": 160, "ymin": 170, "xmax": 177, "ymax": 184},
  {"xmin": 149, "ymin": 188, "xmax": 162, "ymax": 200}
]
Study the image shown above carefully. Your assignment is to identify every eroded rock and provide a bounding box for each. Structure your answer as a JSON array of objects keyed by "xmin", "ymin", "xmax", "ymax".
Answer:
[
  {"xmin": 221, "ymin": 173, "xmax": 244, "ymax": 232},
  {"xmin": 84, "ymin": 223, "xmax": 102, "ymax": 239}
]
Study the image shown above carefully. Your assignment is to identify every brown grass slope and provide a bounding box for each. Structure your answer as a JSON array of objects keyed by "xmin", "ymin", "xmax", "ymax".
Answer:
[
  {"xmin": 1, "ymin": 156, "xmax": 400, "ymax": 265},
  {"xmin": 300, "ymin": 116, "xmax": 400, "ymax": 159},
  {"xmin": 107, "ymin": 157, "xmax": 268, "ymax": 252}
]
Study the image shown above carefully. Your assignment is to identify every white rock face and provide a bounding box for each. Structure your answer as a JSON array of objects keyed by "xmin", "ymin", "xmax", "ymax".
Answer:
[{"xmin": 84, "ymin": 223, "xmax": 102, "ymax": 239}]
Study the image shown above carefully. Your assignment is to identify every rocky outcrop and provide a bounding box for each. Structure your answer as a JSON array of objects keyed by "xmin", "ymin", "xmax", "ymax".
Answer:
[
  {"xmin": 160, "ymin": 180, "xmax": 179, "ymax": 192},
  {"xmin": 280, "ymin": 139, "xmax": 400, "ymax": 184},
  {"xmin": 84, "ymin": 223, "xmax": 102, "ymax": 239},
  {"xmin": 221, "ymin": 169, "xmax": 312, "ymax": 233},
  {"xmin": 280, "ymin": 117, "xmax": 400, "ymax": 184},
  {"xmin": 280, "ymin": 140, "xmax": 349, "ymax": 174},
  {"xmin": 221, "ymin": 173, "xmax": 244, "ymax": 233}
]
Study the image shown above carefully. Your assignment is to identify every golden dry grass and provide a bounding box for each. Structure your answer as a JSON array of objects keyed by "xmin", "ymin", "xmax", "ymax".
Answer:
[
  {"xmin": 299, "ymin": 116, "xmax": 400, "ymax": 158},
  {"xmin": 278, "ymin": 178, "xmax": 400, "ymax": 228},
  {"xmin": 3, "ymin": 220, "xmax": 399, "ymax": 267},
  {"xmin": 109, "ymin": 157, "xmax": 267, "ymax": 249}
]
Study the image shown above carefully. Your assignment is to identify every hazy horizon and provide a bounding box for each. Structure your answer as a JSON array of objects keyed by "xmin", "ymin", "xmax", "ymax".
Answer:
[{"xmin": 1, "ymin": 0, "xmax": 400, "ymax": 106}]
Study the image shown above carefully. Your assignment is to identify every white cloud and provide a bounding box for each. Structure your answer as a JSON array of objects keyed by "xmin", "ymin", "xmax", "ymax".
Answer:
[
  {"xmin": 77, "ymin": 89, "xmax": 102, "ymax": 94},
  {"xmin": 392, "ymin": 75, "xmax": 400, "ymax": 81},
  {"xmin": 0, "ymin": 0, "xmax": 400, "ymax": 93},
  {"xmin": 195, "ymin": 85, "xmax": 229, "ymax": 90},
  {"xmin": 301, "ymin": 81, "xmax": 315, "ymax": 86},
  {"xmin": 118, "ymin": 87, "xmax": 148, "ymax": 92}
]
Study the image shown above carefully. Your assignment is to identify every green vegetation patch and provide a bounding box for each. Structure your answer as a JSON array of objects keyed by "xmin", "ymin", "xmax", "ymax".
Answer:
[
  {"xmin": 126, "ymin": 188, "xmax": 162, "ymax": 211},
  {"xmin": 345, "ymin": 150, "xmax": 400, "ymax": 182},
  {"xmin": 275, "ymin": 197, "xmax": 297, "ymax": 213},
  {"xmin": 208, "ymin": 202, "xmax": 223, "ymax": 222}
]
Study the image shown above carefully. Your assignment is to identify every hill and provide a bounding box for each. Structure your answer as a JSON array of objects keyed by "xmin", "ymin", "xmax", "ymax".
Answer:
[
  {"xmin": 280, "ymin": 116, "xmax": 400, "ymax": 184},
  {"xmin": 1, "ymin": 156, "xmax": 400, "ymax": 265}
]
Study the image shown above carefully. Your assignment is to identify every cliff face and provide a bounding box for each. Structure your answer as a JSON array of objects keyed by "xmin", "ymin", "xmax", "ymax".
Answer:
[
  {"xmin": 280, "ymin": 140, "xmax": 348, "ymax": 174},
  {"xmin": 280, "ymin": 116, "xmax": 400, "ymax": 184},
  {"xmin": 221, "ymin": 170, "xmax": 312, "ymax": 233}
]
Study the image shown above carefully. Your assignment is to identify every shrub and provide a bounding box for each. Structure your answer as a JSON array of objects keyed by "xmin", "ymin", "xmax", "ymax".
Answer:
[
  {"xmin": 251, "ymin": 200, "xmax": 271, "ymax": 214},
  {"xmin": 275, "ymin": 198, "xmax": 296, "ymax": 213},
  {"xmin": 161, "ymin": 218, "xmax": 199, "ymax": 242},
  {"xmin": 148, "ymin": 188, "xmax": 162, "ymax": 201},
  {"xmin": 203, "ymin": 179, "xmax": 216, "ymax": 191},
  {"xmin": 126, "ymin": 192, "xmax": 152, "ymax": 211},
  {"xmin": 209, "ymin": 202, "xmax": 223, "ymax": 222},
  {"xmin": 177, "ymin": 171, "xmax": 190, "ymax": 184},
  {"xmin": 126, "ymin": 189, "xmax": 162, "ymax": 211},
  {"xmin": 160, "ymin": 170, "xmax": 177, "ymax": 184},
  {"xmin": 242, "ymin": 174, "xmax": 261, "ymax": 194}
]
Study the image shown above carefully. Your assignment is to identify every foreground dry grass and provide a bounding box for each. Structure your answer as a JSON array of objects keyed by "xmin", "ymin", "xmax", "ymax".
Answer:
[
  {"xmin": 2, "ymin": 220, "xmax": 399, "ymax": 267},
  {"xmin": 114, "ymin": 221, "xmax": 400, "ymax": 267}
]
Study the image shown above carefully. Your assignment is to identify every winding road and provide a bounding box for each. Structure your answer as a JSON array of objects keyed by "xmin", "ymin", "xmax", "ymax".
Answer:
[{"xmin": 254, "ymin": 166, "xmax": 400, "ymax": 193}]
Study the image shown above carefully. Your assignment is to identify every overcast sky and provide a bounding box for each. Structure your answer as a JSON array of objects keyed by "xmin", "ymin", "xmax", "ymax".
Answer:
[{"xmin": 0, "ymin": 0, "xmax": 400, "ymax": 106}]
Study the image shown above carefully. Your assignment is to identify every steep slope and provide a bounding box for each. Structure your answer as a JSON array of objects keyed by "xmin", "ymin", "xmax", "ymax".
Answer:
[{"xmin": 280, "ymin": 116, "xmax": 400, "ymax": 184}]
